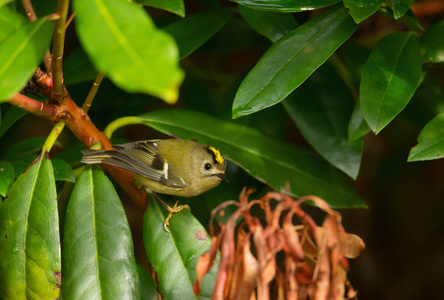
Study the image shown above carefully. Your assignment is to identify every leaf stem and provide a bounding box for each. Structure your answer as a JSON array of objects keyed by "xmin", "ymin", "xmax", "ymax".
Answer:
[
  {"xmin": 51, "ymin": 0, "xmax": 70, "ymax": 102},
  {"xmin": 42, "ymin": 122, "xmax": 65, "ymax": 154},
  {"xmin": 104, "ymin": 116, "xmax": 144, "ymax": 139},
  {"xmin": 82, "ymin": 72, "xmax": 104, "ymax": 113}
]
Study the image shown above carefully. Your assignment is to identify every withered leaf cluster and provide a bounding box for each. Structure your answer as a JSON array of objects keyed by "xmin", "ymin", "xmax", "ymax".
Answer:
[{"xmin": 194, "ymin": 189, "xmax": 365, "ymax": 300}]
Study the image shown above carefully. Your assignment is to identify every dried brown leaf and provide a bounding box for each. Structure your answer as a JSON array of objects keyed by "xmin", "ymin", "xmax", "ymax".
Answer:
[{"xmin": 339, "ymin": 232, "xmax": 365, "ymax": 259}]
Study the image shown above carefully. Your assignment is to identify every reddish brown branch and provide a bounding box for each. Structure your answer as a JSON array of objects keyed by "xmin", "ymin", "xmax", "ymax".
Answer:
[{"xmin": 8, "ymin": 72, "xmax": 147, "ymax": 210}]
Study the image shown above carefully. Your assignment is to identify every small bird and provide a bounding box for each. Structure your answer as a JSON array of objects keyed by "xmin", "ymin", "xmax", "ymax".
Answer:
[{"xmin": 81, "ymin": 139, "xmax": 227, "ymax": 231}]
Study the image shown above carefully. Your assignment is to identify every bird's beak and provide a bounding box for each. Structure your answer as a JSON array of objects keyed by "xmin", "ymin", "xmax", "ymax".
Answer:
[{"xmin": 213, "ymin": 173, "xmax": 229, "ymax": 182}]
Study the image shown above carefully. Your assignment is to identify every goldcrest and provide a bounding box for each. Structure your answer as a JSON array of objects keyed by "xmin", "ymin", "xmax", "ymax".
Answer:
[{"xmin": 81, "ymin": 139, "xmax": 227, "ymax": 197}]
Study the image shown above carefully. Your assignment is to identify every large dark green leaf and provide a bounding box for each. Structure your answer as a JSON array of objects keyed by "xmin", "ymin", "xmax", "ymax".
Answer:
[
  {"xmin": 0, "ymin": 161, "xmax": 14, "ymax": 197},
  {"xmin": 0, "ymin": 105, "xmax": 27, "ymax": 139},
  {"xmin": 343, "ymin": 0, "xmax": 382, "ymax": 23},
  {"xmin": 73, "ymin": 0, "xmax": 184, "ymax": 103},
  {"xmin": 129, "ymin": 109, "xmax": 365, "ymax": 208},
  {"xmin": 138, "ymin": 265, "xmax": 158, "ymax": 300},
  {"xmin": 232, "ymin": 6, "xmax": 357, "ymax": 118},
  {"xmin": 61, "ymin": 166, "xmax": 139, "ymax": 299},
  {"xmin": 52, "ymin": 159, "xmax": 76, "ymax": 182},
  {"xmin": 0, "ymin": 18, "xmax": 53, "ymax": 101},
  {"xmin": 408, "ymin": 113, "xmax": 444, "ymax": 162},
  {"xmin": 138, "ymin": 0, "xmax": 185, "ymax": 17},
  {"xmin": 419, "ymin": 19, "xmax": 444, "ymax": 63},
  {"xmin": 0, "ymin": 5, "xmax": 26, "ymax": 42},
  {"xmin": 392, "ymin": 0, "xmax": 414, "ymax": 19},
  {"xmin": 164, "ymin": 9, "xmax": 232, "ymax": 59},
  {"xmin": 231, "ymin": 0, "xmax": 341, "ymax": 12},
  {"xmin": 283, "ymin": 64, "xmax": 363, "ymax": 179},
  {"xmin": 143, "ymin": 196, "xmax": 218, "ymax": 299},
  {"xmin": 0, "ymin": 155, "xmax": 61, "ymax": 299},
  {"xmin": 238, "ymin": 5, "xmax": 298, "ymax": 42},
  {"xmin": 360, "ymin": 32, "xmax": 422, "ymax": 134}
]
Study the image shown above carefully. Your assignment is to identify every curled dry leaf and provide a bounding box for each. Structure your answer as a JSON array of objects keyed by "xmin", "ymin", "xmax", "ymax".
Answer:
[{"xmin": 193, "ymin": 190, "xmax": 365, "ymax": 299}]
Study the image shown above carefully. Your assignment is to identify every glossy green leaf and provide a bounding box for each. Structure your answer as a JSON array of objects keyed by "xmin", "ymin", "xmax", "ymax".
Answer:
[
  {"xmin": 143, "ymin": 196, "xmax": 218, "ymax": 299},
  {"xmin": 348, "ymin": 100, "xmax": 370, "ymax": 141},
  {"xmin": 231, "ymin": 0, "xmax": 341, "ymax": 12},
  {"xmin": 283, "ymin": 64, "xmax": 363, "ymax": 179},
  {"xmin": 0, "ymin": 155, "xmax": 61, "ymax": 299},
  {"xmin": 344, "ymin": 0, "xmax": 382, "ymax": 23},
  {"xmin": 232, "ymin": 6, "xmax": 358, "ymax": 118},
  {"xmin": 0, "ymin": 105, "xmax": 27, "ymax": 139},
  {"xmin": 239, "ymin": 5, "xmax": 298, "ymax": 42},
  {"xmin": 62, "ymin": 166, "xmax": 139, "ymax": 299},
  {"xmin": 132, "ymin": 109, "xmax": 365, "ymax": 208},
  {"xmin": 392, "ymin": 0, "xmax": 414, "ymax": 19},
  {"xmin": 0, "ymin": 161, "xmax": 14, "ymax": 197},
  {"xmin": 419, "ymin": 19, "xmax": 444, "ymax": 63},
  {"xmin": 52, "ymin": 159, "xmax": 75, "ymax": 182},
  {"xmin": 0, "ymin": 18, "xmax": 53, "ymax": 101},
  {"xmin": 164, "ymin": 9, "xmax": 232, "ymax": 59},
  {"xmin": 73, "ymin": 0, "xmax": 184, "ymax": 103},
  {"xmin": 408, "ymin": 113, "xmax": 444, "ymax": 162},
  {"xmin": 138, "ymin": 0, "xmax": 185, "ymax": 17},
  {"xmin": 63, "ymin": 47, "xmax": 98, "ymax": 85},
  {"xmin": 0, "ymin": 5, "xmax": 26, "ymax": 42},
  {"xmin": 360, "ymin": 32, "xmax": 422, "ymax": 134}
]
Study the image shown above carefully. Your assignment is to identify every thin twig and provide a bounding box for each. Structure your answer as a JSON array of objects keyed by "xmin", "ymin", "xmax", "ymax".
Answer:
[
  {"xmin": 51, "ymin": 0, "xmax": 70, "ymax": 102},
  {"xmin": 66, "ymin": 12, "xmax": 76, "ymax": 29},
  {"xmin": 82, "ymin": 72, "xmax": 104, "ymax": 113},
  {"xmin": 8, "ymin": 93, "xmax": 58, "ymax": 119}
]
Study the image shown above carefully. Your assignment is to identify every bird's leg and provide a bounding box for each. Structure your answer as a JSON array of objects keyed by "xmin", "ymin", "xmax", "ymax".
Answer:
[{"xmin": 153, "ymin": 193, "xmax": 190, "ymax": 232}]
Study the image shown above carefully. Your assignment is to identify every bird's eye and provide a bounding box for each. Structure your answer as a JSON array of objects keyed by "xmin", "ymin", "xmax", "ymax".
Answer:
[{"xmin": 204, "ymin": 163, "xmax": 212, "ymax": 170}]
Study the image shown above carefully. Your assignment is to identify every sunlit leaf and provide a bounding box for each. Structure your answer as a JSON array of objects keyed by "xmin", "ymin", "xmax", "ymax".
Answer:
[
  {"xmin": 360, "ymin": 32, "xmax": 422, "ymax": 134},
  {"xmin": 232, "ymin": 6, "xmax": 357, "ymax": 118},
  {"xmin": 62, "ymin": 166, "xmax": 140, "ymax": 299},
  {"xmin": 0, "ymin": 155, "xmax": 61, "ymax": 299},
  {"xmin": 0, "ymin": 18, "xmax": 53, "ymax": 101},
  {"xmin": 0, "ymin": 5, "xmax": 26, "ymax": 42},
  {"xmin": 73, "ymin": 0, "xmax": 184, "ymax": 103},
  {"xmin": 143, "ymin": 196, "xmax": 218, "ymax": 299}
]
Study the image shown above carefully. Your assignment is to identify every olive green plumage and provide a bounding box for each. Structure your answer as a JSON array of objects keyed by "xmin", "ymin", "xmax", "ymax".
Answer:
[{"xmin": 81, "ymin": 139, "xmax": 227, "ymax": 197}]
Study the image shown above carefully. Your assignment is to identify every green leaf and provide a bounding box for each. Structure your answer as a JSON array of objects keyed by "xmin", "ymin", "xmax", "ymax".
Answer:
[
  {"xmin": 231, "ymin": 0, "xmax": 341, "ymax": 12},
  {"xmin": 52, "ymin": 159, "xmax": 75, "ymax": 182},
  {"xmin": 164, "ymin": 9, "xmax": 232, "ymax": 59},
  {"xmin": 391, "ymin": 0, "xmax": 414, "ymax": 19},
  {"xmin": 73, "ymin": 0, "xmax": 184, "ymax": 103},
  {"xmin": 0, "ymin": 155, "xmax": 61, "ymax": 299},
  {"xmin": 419, "ymin": 19, "xmax": 444, "ymax": 63},
  {"xmin": 4, "ymin": 137, "xmax": 46, "ymax": 160},
  {"xmin": 283, "ymin": 64, "xmax": 363, "ymax": 179},
  {"xmin": 232, "ymin": 6, "xmax": 358, "ymax": 118},
  {"xmin": 408, "ymin": 113, "xmax": 444, "ymax": 162},
  {"xmin": 348, "ymin": 100, "xmax": 370, "ymax": 141},
  {"xmin": 143, "ymin": 196, "xmax": 218, "ymax": 299},
  {"xmin": 0, "ymin": 105, "xmax": 27, "ymax": 139},
  {"xmin": 0, "ymin": 5, "xmax": 26, "ymax": 42},
  {"xmin": 360, "ymin": 32, "xmax": 422, "ymax": 134},
  {"xmin": 138, "ymin": 0, "xmax": 185, "ymax": 17},
  {"xmin": 238, "ymin": 5, "xmax": 298, "ymax": 42},
  {"xmin": 63, "ymin": 47, "xmax": 98, "ymax": 85},
  {"xmin": 134, "ymin": 109, "xmax": 365, "ymax": 208},
  {"xmin": 0, "ymin": 18, "xmax": 53, "ymax": 101},
  {"xmin": 344, "ymin": 0, "xmax": 382, "ymax": 23},
  {"xmin": 61, "ymin": 166, "xmax": 140, "ymax": 299},
  {"xmin": 0, "ymin": 161, "xmax": 14, "ymax": 197},
  {"xmin": 0, "ymin": 0, "xmax": 13, "ymax": 9}
]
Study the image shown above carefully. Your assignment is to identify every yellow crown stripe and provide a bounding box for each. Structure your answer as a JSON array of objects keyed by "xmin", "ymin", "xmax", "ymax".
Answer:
[{"xmin": 208, "ymin": 146, "xmax": 224, "ymax": 165}]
